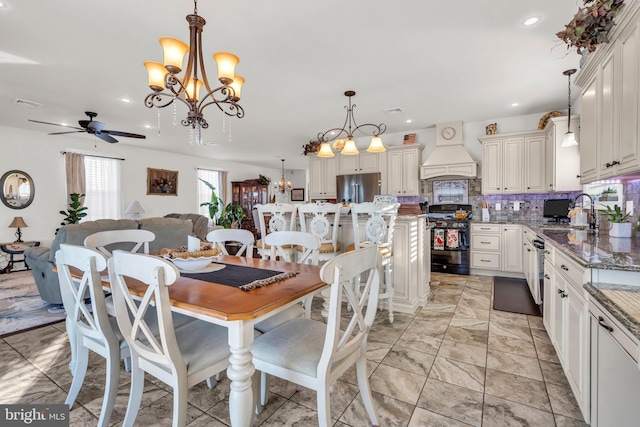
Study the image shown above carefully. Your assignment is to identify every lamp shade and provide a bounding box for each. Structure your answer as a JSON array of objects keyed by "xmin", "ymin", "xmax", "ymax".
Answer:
[
  {"xmin": 125, "ymin": 201, "xmax": 146, "ymax": 220},
  {"xmin": 561, "ymin": 131, "xmax": 578, "ymax": 147},
  {"xmin": 229, "ymin": 75, "xmax": 244, "ymax": 101},
  {"xmin": 9, "ymin": 217, "xmax": 27, "ymax": 228},
  {"xmin": 159, "ymin": 37, "xmax": 188, "ymax": 73},
  {"xmin": 213, "ymin": 52, "xmax": 239, "ymax": 83},
  {"xmin": 317, "ymin": 142, "xmax": 335, "ymax": 158},
  {"xmin": 144, "ymin": 61, "xmax": 166, "ymax": 92},
  {"xmin": 341, "ymin": 139, "xmax": 359, "ymax": 155},
  {"xmin": 367, "ymin": 136, "xmax": 386, "ymax": 153}
]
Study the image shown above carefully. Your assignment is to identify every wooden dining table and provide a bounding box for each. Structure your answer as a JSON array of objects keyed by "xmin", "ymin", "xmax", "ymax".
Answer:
[{"xmin": 117, "ymin": 254, "xmax": 327, "ymax": 427}]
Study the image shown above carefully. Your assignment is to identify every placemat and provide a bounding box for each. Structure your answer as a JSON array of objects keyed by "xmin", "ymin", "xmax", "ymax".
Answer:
[{"xmin": 181, "ymin": 263, "xmax": 299, "ymax": 291}]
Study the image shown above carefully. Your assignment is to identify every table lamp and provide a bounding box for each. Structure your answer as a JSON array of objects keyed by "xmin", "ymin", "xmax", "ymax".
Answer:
[
  {"xmin": 125, "ymin": 200, "xmax": 146, "ymax": 220},
  {"xmin": 9, "ymin": 216, "xmax": 27, "ymax": 243}
]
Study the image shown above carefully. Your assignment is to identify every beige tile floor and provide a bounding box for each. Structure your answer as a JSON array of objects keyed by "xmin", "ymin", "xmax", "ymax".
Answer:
[{"xmin": 0, "ymin": 272, "xmax": 588, "ymax": 426}]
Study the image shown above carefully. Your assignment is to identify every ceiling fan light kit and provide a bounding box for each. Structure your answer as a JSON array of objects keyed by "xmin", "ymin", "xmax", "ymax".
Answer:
[
  {"xmin": 315, "ymin": 90, "xmax": 387, "ymax": 158},
  {"xmin": 143, "ymin": 0, "xmax": 245, "ymax": 146}
]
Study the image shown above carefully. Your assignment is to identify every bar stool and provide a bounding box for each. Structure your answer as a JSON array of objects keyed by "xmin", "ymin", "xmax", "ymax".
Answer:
[{"xmin": 346, "ymin": 196, "xmax": 400, "ymax": 323}]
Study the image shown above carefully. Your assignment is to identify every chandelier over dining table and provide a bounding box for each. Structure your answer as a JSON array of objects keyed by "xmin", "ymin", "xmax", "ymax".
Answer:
[
  {"xmin": 274, "ymin": 159, "xmax": 292, "ymax": 194},
  {"xmin": 143, "ymin": 0, "xmax": 245, "ymax": 146},
  {"xmin": 316, "ymin": 90, "xmax": 387, "ymax": 158}
]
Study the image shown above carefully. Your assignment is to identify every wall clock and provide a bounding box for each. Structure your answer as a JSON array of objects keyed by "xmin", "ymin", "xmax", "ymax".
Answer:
[{"xmin": 442, "ymin": 126, "xmax": 456, "ymax": 140}]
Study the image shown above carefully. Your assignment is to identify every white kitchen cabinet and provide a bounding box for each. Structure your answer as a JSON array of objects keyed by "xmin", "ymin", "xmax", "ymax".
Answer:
[
  {"xmin": 544, "ymin": 242, "xmax": 590, "ymax": 422},
  {"xmin": 502, "ymin": 225, "xmax": 522, "ymax": 272},
  {"xmin": 544, "ymin": 116, "xmax": 582, "ymax": 192},
  {"xmin": 479, "ymin": 131, "xmax": 545, "ymax": 194},
  {"xmin": 599, "ymin": 49, "xmax": 618, "ymax": 179},
  {"xmin": 386, "ymin": 145, "xmax": 423, "ymax": 196},
  {"xmin": 308, "ymin": 155, "xmax": 337, "ymax": 199},
  {"xmin": 579, "ymin": 75, "xmax": 599, "ymax": 183},
  {"xmin": 470, "ymin": 223, "xmax": 501, "ymax": 270},
  {"xmin": 576, "ymin": 14, "xmax": 640, "ymax": 183},
  {"xmin": 618, "ymin": 22, "xmax": 640, "ymax": 175},
  {"xmin": 522, "ymin": 228, "xmax": 536, "ymax": 292},
  {"xmin": 524, "ymin": 135, "xmax": 545, "ymax": 192},
  {"xmin": 338, "ymin": 151, "xmax": 383, "ymax": 174},
  {"xmin": 590, "ymin": 300, "xmax": 640, "ymax": 427}
]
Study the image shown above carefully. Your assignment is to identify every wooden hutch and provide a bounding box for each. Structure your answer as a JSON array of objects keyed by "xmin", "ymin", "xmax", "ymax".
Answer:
[{"xmin": 231, "ymin": 179, "xmax": 269, "ymax": 237}]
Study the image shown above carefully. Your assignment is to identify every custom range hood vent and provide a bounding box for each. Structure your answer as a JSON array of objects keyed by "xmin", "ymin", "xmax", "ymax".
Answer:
[{"xmin": 420, "ymin": 121, "xmax": 477, "ymax": 179}]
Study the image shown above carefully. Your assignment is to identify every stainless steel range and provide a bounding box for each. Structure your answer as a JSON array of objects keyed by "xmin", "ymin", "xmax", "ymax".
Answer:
[{"xmin": 427, "ymin": 204, "xmax": 472, "ymax": 275}]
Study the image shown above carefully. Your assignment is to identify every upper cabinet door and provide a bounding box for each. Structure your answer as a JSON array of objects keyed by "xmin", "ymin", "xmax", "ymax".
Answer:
[
  {"xmin": 580, "ymin": 76, "xmax": 598, "ymax": 183},
  {"xmin": 599, "ymin": 50, "xmax": 618, "ymax": 179},
  {"xmin": 482, "ymin": 140, "xmax": 502, "ymax": 194},
  {"xmin": 338, "ymin": 155, "xmax": 359, "ymax": 174},
  {"xmin": 387, "ymin": 151, "xmax": 403, "ymax": 195},
  {"xmin": 502, "ymin": 138, "xmax": 524, "ymax": 193},
  {"xmin": 619, "ymin": 22, "xmax": 640, "ymax": 174},
  {"xmin": 525, "ymin": 136, "xmax": 546, "ymax": 193},
  {"xmin": 358, "ymin": 152, "xmax": 381, "ymax": 173}
]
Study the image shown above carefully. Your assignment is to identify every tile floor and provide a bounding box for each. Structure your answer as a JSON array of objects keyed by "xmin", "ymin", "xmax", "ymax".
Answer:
[{"xmin": 0, "ymin": 272, "xmax": 589, "ymax": 426}]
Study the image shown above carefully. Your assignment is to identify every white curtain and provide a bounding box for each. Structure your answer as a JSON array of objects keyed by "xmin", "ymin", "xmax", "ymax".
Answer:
[{"xmin": 84, "ymin": 156, "xmax": 122, "ymax": 221}]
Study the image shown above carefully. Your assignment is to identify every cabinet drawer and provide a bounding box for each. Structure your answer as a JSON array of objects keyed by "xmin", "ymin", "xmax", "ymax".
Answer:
[
  {"xmin": 471, "ymin": 252, "xmax": 501, "ymax": 269},
  {"xmin": 471, "ymin": 234, "xmax": 501, "ymax": 251},
  {"xmin": 555, "ymin": 249, "xmax": 585, "ymax": 287},
  {"xmin": 471, "ymin": 224, "xmax": 501, "ymax": 233}
]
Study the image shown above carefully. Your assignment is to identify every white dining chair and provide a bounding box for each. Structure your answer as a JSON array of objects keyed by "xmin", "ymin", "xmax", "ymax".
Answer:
[
  {"xmin": 255, "ymin": 203, "xmax": 298, "ymax": 259},
  {"xmin": 206, "ymin": 228, "xmax": 254, "ymax": 257},
  {"xmin": 108, "ymin": 251, "xmax": 232, "ymax": 427},
  {"xmin": 297, "ymin": 201, "xmax": 342, "ymax": 263},
  {"xmin": 83, "ymin": 229, "xmax": 156, "ymax": 257},
  {"xmin": 251, "ymin": 246, "xmax": 381, "ymax": 427},
  {"xmin": 347, "ymin": 197, "xmax": 400, "ymax": 323},
  {"xmin": 55, "ymin": 244, "xmax": 126, "ymax": 427}
]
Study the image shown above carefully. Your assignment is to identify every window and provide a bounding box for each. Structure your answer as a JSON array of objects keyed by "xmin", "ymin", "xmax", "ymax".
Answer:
[
  {"xmin": 197, "ymin": 168, "xmax": 223, "ymax": 219},
  {"xmin": 84, "ymin": 156, "xmax": 122, "ymax": 221}
]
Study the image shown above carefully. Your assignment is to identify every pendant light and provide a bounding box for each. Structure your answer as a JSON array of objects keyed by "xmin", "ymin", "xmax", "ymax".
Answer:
[{"xmin": 561, "ymin": 69, "xmax": 578, "ymax": 147}]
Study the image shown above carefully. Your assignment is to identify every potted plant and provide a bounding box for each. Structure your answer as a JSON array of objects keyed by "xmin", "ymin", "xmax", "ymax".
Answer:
[
  {"xmin": 601, "ymin": 186, "xmax": 618, "ymax": 201},
  {"xmin": 59, "ymin": 193, "xmax": 88, "ymax": 225},
  {"xmin": 556, "ymin": 0, "xmax": 626, "ymax": 55},
  {"xmin": 599, "ymin": 204, "xmax": 632, "ymax": 237},
  {"xmin": 198, "ymin": 179, "xmax": 244, "ymax": 228}
]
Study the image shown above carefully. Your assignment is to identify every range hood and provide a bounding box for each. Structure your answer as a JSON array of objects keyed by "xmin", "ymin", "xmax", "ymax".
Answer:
[{"xmin": 420, "ymin": 121, "xmax": 477, "ymax": 179}]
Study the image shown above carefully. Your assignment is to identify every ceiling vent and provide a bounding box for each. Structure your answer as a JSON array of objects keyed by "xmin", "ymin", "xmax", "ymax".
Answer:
[
  {"xmin": 14, "ymin": 98, "xmax": 43, "ymax": 108},
  {"xmin": 382, "ymin": 107, "xmax": 403, "ymax": 115}
]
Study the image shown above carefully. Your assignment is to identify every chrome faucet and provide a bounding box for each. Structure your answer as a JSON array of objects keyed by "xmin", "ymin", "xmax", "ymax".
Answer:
[{"xmin": 572, "ymin": 193, "xmax": 599, "ymax": 232}]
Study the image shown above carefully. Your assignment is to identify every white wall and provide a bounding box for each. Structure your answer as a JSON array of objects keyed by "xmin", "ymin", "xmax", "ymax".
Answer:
[{"xmin": 0, "ymin": 125, "xmax": 280, "ymax": 246}]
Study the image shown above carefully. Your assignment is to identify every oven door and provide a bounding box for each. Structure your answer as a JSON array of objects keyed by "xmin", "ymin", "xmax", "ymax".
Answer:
[{"xmin": 430, "ymin": 227, "xmax": 470, "ymax": 275}]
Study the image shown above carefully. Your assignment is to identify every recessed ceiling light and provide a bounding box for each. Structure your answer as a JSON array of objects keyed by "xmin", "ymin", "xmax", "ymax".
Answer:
[
  {"xmin": 121, "ymin": 98, "xmax": 132, "ymax": 103},
  {"xmin": 406, "ymin": 119, "xmax": 412, "ymax": 123},
  {"xmin": 144, "ymin": 124, "xmax": 152, "ymax": 129},
  {"xmin": 60, "ymin": 122, "xmax": 68, "ymax": 126},
  {"xmin": 523, "ymin": 16, "xmax": 540, "ymax": 26},
  {"xmin": 511, "ymin": 102, "xmax": 519, "ymax": 107},
  {"xmin": 0, "ymin": 2, "xmax": 7, "ymax": 8}
]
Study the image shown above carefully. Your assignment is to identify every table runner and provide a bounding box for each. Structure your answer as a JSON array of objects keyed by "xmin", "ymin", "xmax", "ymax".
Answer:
[{"xmin": 181, "ymin": 263, "xmax": 299, "ymax": 291}]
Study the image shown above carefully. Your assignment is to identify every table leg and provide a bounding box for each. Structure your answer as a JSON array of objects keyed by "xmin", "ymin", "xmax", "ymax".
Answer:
[{"xmin": 226, "ymin": 321, "xmax": 255, "ymax": 427}]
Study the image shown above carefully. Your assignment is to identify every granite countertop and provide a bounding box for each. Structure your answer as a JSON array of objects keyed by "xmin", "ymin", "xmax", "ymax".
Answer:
[{"xmin": 584, "ymin": 282, "xmax": 640, "ymax": 341}]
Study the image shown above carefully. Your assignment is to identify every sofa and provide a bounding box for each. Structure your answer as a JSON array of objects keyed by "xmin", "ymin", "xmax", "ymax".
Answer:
[
  {"xmin": 163, "ymin": 213, "xmax": 209, "ymax": 240},
  {"xmin": 24, "ymin": 217, "xmax": 198, "ymax": 306}
]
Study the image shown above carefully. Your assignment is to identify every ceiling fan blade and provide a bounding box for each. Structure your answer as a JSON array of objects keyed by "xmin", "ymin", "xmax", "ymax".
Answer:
[
  {"xmin": 29, "ymin": 119, "xmax": 84, "ymax": 130},
  {"xmin": 103, "ymin": 130, "xmax": 146, "ymax": 139},
  {"xmin": 48, "ymin": 131, "xmax": 85, "ymax": 135},
  {"xmin": 95, "ymin": 132, "xmax": 118, "ymax": 143}
]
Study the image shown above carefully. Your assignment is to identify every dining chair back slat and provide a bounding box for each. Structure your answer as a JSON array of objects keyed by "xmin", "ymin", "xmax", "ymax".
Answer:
[
  {"xmin": 255, "ymin": 203, "xmax": 298, "ymax": 259},
  {"xmin": 297, "ymin": 202, "xmax": 342, "ymax": 262},
  {"xmin": 264, "ymin": 230, "xmax": 320, "ymax": 265},
  {"xmin": 84, "ymin": 229, "xmax": 156, "ymax": 257},
  {"xmin": 206, "ymin": 228, "xmax": 254, "ymax": 257}
]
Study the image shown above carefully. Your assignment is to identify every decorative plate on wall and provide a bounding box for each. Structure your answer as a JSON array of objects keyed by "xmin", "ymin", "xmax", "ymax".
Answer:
[{"xmin": 538, "ymin": 111, "xmax": 563, "ymax": 130}]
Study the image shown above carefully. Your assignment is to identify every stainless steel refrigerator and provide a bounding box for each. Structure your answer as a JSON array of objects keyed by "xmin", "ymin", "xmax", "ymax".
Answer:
[{"xmin": 336, "ymin": 172, "xmax": 382, "ymax": 203}]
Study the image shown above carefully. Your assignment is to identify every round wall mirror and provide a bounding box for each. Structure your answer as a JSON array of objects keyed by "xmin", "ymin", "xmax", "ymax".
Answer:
[{"xmin": 1, "ymin": 170, "xmax": 35, "ymax": 209}]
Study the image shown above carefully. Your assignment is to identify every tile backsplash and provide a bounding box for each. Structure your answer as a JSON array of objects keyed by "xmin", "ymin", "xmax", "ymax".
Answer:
[{"xmin": 421, "ymin": 178, "xmax": 582, "ymax": 223}]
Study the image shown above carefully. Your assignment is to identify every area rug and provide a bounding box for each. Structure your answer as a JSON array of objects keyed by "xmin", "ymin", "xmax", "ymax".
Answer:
[
  {"xmin": 0, "ymin": 271, "xmax": 65, "ymax": 337},
  {"xmin": 493, "ymin": 276, "xmax": 541, "ymax": 317}
]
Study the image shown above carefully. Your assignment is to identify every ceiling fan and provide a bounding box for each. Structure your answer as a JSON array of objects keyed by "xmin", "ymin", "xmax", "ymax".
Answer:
[{"xmin": 29, "ymin": 111, "xmax": 146, "ymax": 143}]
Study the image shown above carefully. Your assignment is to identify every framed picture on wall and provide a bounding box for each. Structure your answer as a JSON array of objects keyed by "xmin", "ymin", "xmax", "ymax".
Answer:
[
  {"xmin": 291, "ymin": 188, "xmax": 305, "ymax": 201},
  {"xmin": 147, "ymin": 168, "xmax": 178, "ymax": 196}
]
